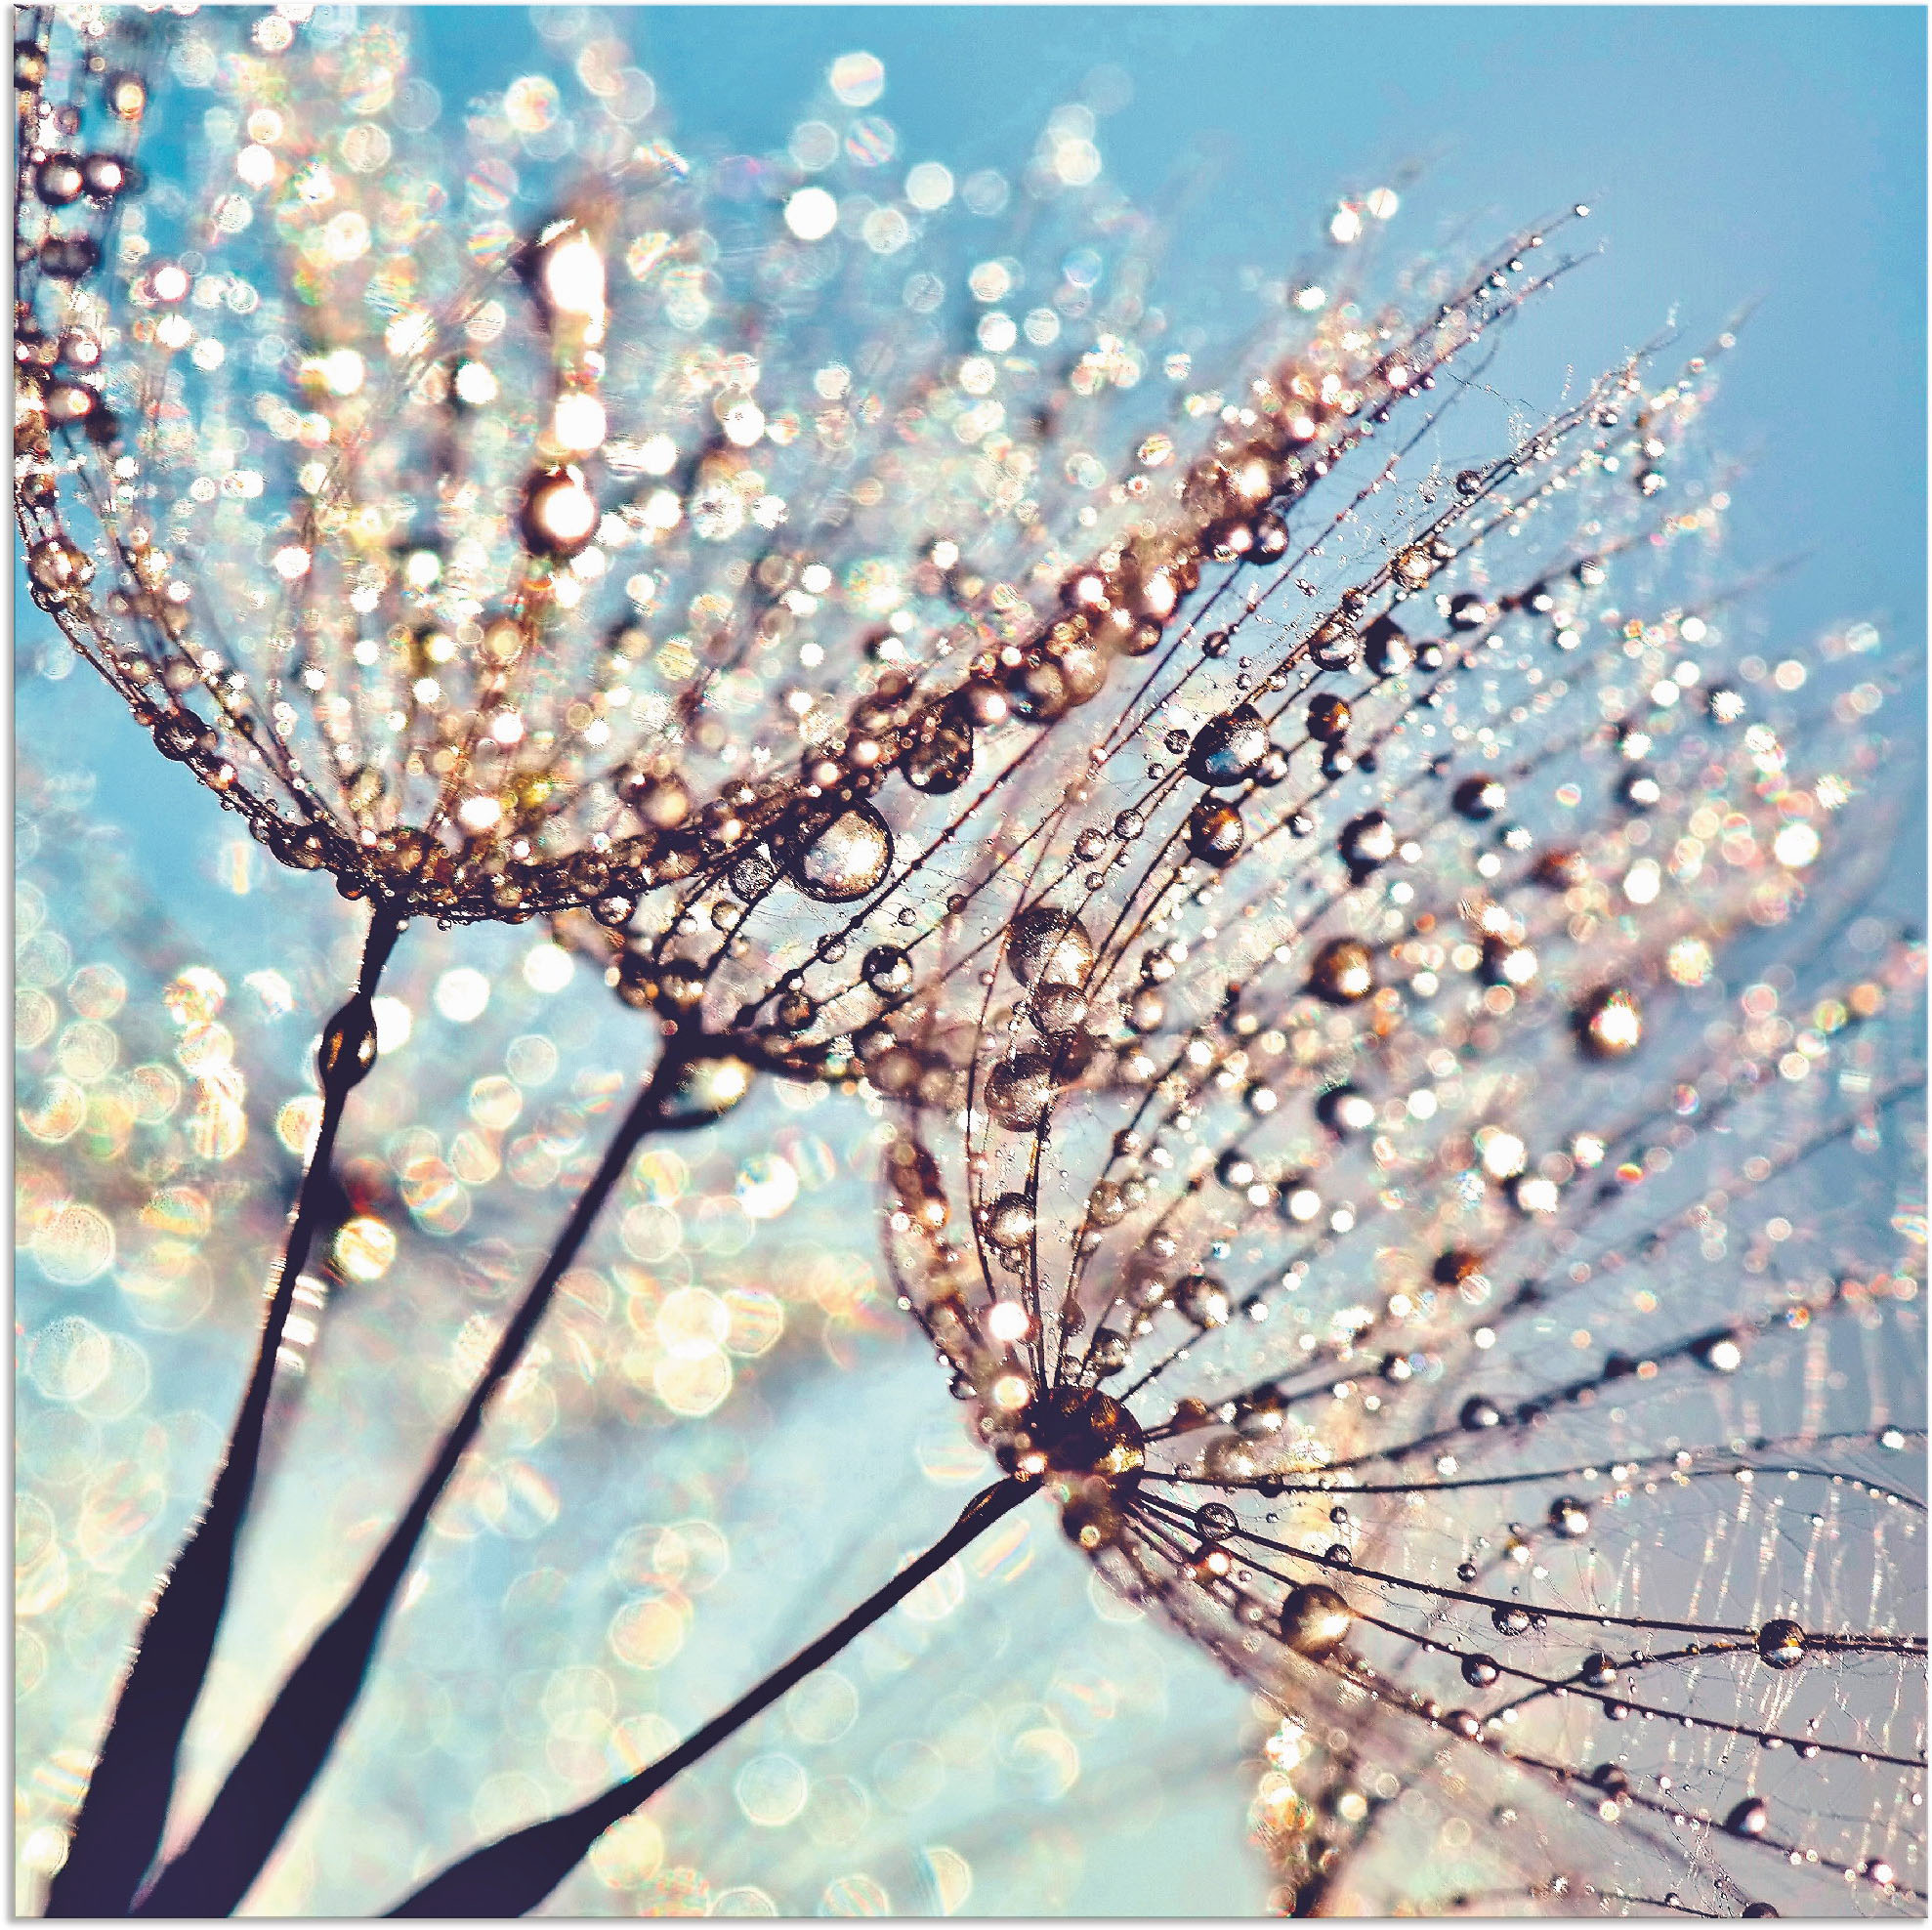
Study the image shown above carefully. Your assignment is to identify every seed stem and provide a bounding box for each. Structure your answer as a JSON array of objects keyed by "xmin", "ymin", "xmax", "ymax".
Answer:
[
  {"xmin": 45, "ymin": 902, "xmax": 404, "ymax": 1919},
  {"xmin": 132, "ymin": 1034, "xmax": 714, "ymax": 1917},
  {"xmin": 386, "ymin": 1478, "xmax": 1037, "ymax": 1919}
]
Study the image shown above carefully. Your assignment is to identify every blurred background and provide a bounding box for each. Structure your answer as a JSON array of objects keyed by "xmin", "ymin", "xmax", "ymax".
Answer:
[{"xmin": 14, "ymin": 7, "xmax": 1924, "ymax": 1914}]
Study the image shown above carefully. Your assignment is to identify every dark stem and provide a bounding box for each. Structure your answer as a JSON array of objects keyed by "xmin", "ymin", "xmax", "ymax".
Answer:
[
  {"xmin": 44, "ymin": 902, "xmax": 403, "ymax": 1919},
  {"xmin": 132, "ymin": 1037, "xmax": 707, "ymax": 1918},
  {"xmin": 385, "ymin": 1478, "xmax": 1036, "ymax": 1919}
]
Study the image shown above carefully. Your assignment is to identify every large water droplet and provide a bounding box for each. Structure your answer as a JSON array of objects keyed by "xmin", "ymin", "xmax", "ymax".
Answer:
[
  {"xmin": 1306, "ymin": 693, "xmax": 1351, "ymax": 742},
  {"xmin": 1187, "ymin": 705, "xmax": 1268, "ymax": 787},
  {"xmin": 1547, "ymin": 1495, "xmax": 1590, "ymax": 1539},
  {"xmin": 986, "ymin": 1051, "xmax": 1055, "ymax": 1130},
  {"xmin": 518, "ymin": 465, "xmax": 600, "ymax": 560},
  {"xmin": 1309, "ymin": 937, "xmax": 1374, "ymax": 1004},
  {"xmin": 1187, "ymin": 800, "xmax": 1245, "ymax": 865},
  {"xmin": 786, "ymin": 803, "xmax": 893, "ymax": 902},
  {"xmin": 1008, "ymin": 905, "xmax": 1093, "ymax": 987},
  {"xmin": 1317, "ymin": 1084, "xmax": 1374, "ymax": 1135},
  {"xmin": 1453, "ymin": 774, "xmax": 1506, "ymax": 821},
  {"xmin": 1173, "ymin": 1273, "xmax": 1231, "ymax": 1328},
  {"xmin": 862, "ymin": 944, "xmax": 912, "ymax": 994},
  {"xmin": 1364, "ymin": 614, "xmax": 1413, "ymax": 676},
  {"xmin": 903, "ymin": 696, "xmax": 977, "ymax": 793},
  {"xmin": 1339, "ymin": 811, "xmax": 1396, "ymax": 879},
  {"xmin": 1280, "ymin": 1582, "xmax": 1353, "ymax": 1657},
  {"xmin": 1691, "ymin": 1328, "xmax": 1744, "ymax": 1374},
  {"xmin": 985, "ymin": 1192, "xmax": 1035, "ymax": 1248}
]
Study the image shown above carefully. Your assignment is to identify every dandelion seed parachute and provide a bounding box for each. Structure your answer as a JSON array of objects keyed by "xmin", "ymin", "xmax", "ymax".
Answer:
[{"xmin": 871, "ymin": 338, "xmax": 1928, "ymax": 1910}]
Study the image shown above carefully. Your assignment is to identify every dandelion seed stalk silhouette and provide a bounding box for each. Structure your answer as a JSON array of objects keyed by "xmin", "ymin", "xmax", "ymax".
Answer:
[{"xmin": 14, "ymin": 5, "xmax": 1925, "ymax": 1918}]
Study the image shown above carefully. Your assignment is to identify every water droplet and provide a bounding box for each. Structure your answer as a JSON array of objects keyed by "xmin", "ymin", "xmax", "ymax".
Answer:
[
  {"xmin": 1187, "ymin": 705, "xmax": 1269, "ymax": 786},
  {"xmin": 1615, "ymin": 772, "xmax": 1663, "ymax": 819},
  {"xmin": 1452, "ymin": 774, "xmax": 1506, "ymax": 821},
  {"xmin": 518, "ymin": 465, "xmax": 600, "ymax": 560},
  {"xmin": 728, "ymin": 848, "xmax": 778, "ymax": 900},
  {"xmin": 903, "ymin": 696, "xmax": 977, "ymax": 793},
  {"xmin": 1173, "ymin": 1273, "xmax": 1231, "ymax": 1328},
  {"xmin": 317, "ymin": 1000, "xmax": 379, "ymax": 1091},
  {"xmin": 1008, "ymin": 904, "xmax": 1094, "ymax": 987},
  {"xmin": 34, "ymin": 152, "xmax": 84, "ymax": 206},
  {"xmin": 1575, "ymin": 986, "xmax": 1643, "ymax": 1059},
  {"xmin": 985, "ymin": 1192, "xmax": 1035, "ymax": 1248},
  {"xmin": 39, "ymin": 233, "xmax": 101, "ymax": 280},
  {"xmin": 1755, "ymin": 1619, "xmax": 1805, "ymax": 1670},
  {"xmin": 1547, "ymin": 1496, "xmax": 1590, "ymax": 1539},
  {"xmin": 785, "ymin": 803, "xmax": 893, "ymax": 902},
  {"xmin": 1215, "ymin": 1148, "xmax": 1257, "ymax": 1190},
  {"xmin": 1306, "ymin": 693, "xmax": 1351, "ymax": 742},
  {"xmin": 1317, "ymin": 1085, "xmax": 1374, "ymax": 1135},
  {"xmin": 1339, "ymin": 811, "xmax": 1396, "ymax": 878},
  {"xmin": 1309, "ymin": 938, "xmax": 1374, "ymax": 1004},
  {"xmin": 1363, "ymin": 615, "xmax": 1413, "ymax": 676},
  {"xmin": 1187, "ymin": 800, "xmax": 1245, "ymax": 865},
  {"xmin": 862, "ymin": 944, "xmax": 912, "ymax": 994},
  {"xmin": 1196, "ymin": 1501, "xmax": 1239, "ymax": 1542},
  {"xmin": 986, "ymin": 1052, "xmax": 1056, "ymax": 1131},
  {"xmin": 1280, "ymin": 1582, "xmax": 1353, "ymax": 1657},
  {"xmin": 1308, "ymin": 620, "xmax": 1359, "ymax": 673},
  {"xmin": 662, "ymin": 1053, "xmax": 754, "ymax": 1124},
  {"xmin": 1692, "ymin": 1329, "xmax": 1745, "ymax": 1374}
]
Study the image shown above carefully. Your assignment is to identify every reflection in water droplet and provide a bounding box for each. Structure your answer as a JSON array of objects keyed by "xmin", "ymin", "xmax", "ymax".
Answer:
[
  {"xmin": 662, "ymin": 1054, "xmax": 753, "ymax": 1124},
  {"xmin": 1280, "ymin": 1582, "xmax": 1353, "ymax": 1657},
  {"xmin": 785, "ymin": 804, "xmax": 893, "ymax": 902},
  {"xmin": 1187, "ymin": 705, "xmax": 1268, "ymax": 786},
  {"xmin": 1007, "ymin": 905, "xmax": 1093, "ymax": 987},
  {"xmin": 986, "ymin": 1053, "xmax": 1055, "ymax": 1131}
]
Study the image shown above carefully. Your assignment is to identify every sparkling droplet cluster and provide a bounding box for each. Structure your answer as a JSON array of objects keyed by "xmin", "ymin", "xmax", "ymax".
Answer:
[{"xmin": 862, "ymin": 244, "xmax": 1928, "ymax": 1915}]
